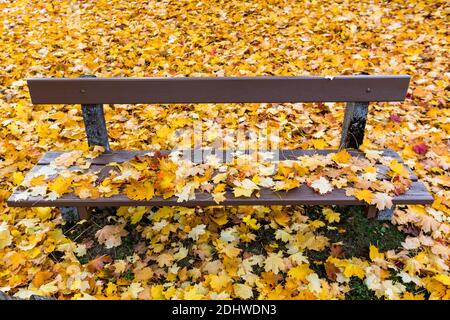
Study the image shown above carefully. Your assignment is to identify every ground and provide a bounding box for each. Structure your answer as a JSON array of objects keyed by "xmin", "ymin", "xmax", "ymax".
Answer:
[{"xmin": 0, "ymin": 0, "xmax": 449, "ymax": 300}]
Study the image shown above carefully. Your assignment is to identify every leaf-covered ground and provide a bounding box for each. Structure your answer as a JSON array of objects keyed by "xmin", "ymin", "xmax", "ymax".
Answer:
[{"xmin": 0, "ymin": 0, "xmax": 449, "ymax": 300}]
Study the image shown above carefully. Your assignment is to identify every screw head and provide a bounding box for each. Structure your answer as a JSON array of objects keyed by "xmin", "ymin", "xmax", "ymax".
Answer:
[
  {"xmin": 80, "ymin": 89, "xmax": 86, "ymax": 94},
  {"xmin": 366, "ymin": 88, "xmax": 371, "ymax": 93}
]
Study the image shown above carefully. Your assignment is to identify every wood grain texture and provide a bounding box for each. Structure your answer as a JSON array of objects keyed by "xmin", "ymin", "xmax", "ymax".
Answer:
[{"xmin": 27, "ymin": 75, "xmax": 410, "ymax": 104}]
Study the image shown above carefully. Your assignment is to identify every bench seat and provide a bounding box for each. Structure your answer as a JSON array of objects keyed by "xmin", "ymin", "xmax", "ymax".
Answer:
[{"xmin": 7, "ymin": 149, "xmax": 433, "ymax": 208}]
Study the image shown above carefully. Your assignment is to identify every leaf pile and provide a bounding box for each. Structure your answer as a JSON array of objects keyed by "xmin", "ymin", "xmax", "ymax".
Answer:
[{"xmin": 13, "ymin": 149, "xmax": 413, "ymax": 211}]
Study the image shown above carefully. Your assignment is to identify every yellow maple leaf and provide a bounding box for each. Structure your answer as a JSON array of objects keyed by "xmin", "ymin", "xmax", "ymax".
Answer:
[
  {"xmin": 124, "ymin": 180, "xmax": 155, "ymax": 200},
  {"xmin": 310, "ymin": 177, "xmax": 333, "ymax": 194},
  {"xmin": 12, "ymin": 171, "xmax": 24, "ymax": 185},
  {"xmin": 48, "ymin": 176, "xmax": 73, "ymax": 196},
  {"xmin": 276, "ymin": 163, "xmax": 294, "ymax": 177},
  {"xmin": 369, "ymin": 245, "xmax": 385, "ymax": 261},
  {"xmin": 156, "ymin": 126, "xmax": 172, "ymax": 140},
  {"xmin": 343, "ymin": 263, "xmax": 365, "ymax": 279},
  {"xmin": 30, "ymin": 175, "xmax": 45, "ymax": 187},
  {"xmin": 53, "ymin": 150, "xmax": 83, "ymax": 167},
  {"xmin": 74, "ymin": 182, "xmax": 100, "ymax": 200},
  {"xmin": 233, "ymin": 187, "xmax": 253, "ymax": 197},
  {"xmin": 209, "ymin": 273, "xmax": 230, "ymax": 292},
  {"xmin": 354, "ymin": 189, "xmax": 374, "ymax": 204},
  {"xmin": 174, "ymin": 246, "xmax": 189, "ymax": 261},
  {"xmin": 152, "ymin": 206, "xmax": 174, "ymax": 221},
  {"xmin": 105, "ymin": 282, "xmax": 118, "ymax": 297},
  {"xmin": 287, "ymin": 264, "xmax": 313, "ymax": 281},
  {"xmin": 130, "ymin": 206, "xmax": 147, "ymax": 224},
  {"xmin": 213, "ymin": 183, "xmax": 226, "ymax": 193},
  {"xmin": 211, "ymin": 212, "xmax": 228, "ymax": 226},
  {"xmin": 434, "ymin": 274, "xmax": 450, "ymax": 286},
  {"xmin": 150, "ymin": 285, "xmax": 165, "ymax": 300},
  {"xmin": 157, "ymin": 253, "xmax": 174, "ymax": 267},
  {"xmin": 183, "ymin": 286, "xmax": 204, "ymax": 300},
  {"xmin": 402, "ymin": 292, "xmax": 425, "ymax": 300},
  {"xmin": 128, "ymin": 282, "xmax": 144, "ymax": 299},
  {"xmin": 323, "ymin": 208, "xmax": 340, "ymax": 223},
  {"xmin": 373, "ymin": 192, "xmax": 393, "ymax": 210},
  {"xmin": 332, "ymin": 150, "xmax": 351, "ymax": 164},
  {"xmin": 312, "ymin": 139, "xmax": 327, "ymax": 149},
  {"xmin": 35, "ymin": 207, "xmax": 52, "ymax": 220},
  {"xmin": 293, "ymin": 163, "xmax": 309, "ymax": 176},
  {"xmin": 310, "ymin": 219, "xmax": 326, "ymax": 229},
  {"xmin": 389, "ymin": 159, "xmax": 410, "ymax": 178},
  {"xmin": 220, "ymin": 243, "xmax": 241, "ymax": 258},
  {"xmin": 243, "ymin": 214, "xmax": 261, "ymax": 230}
]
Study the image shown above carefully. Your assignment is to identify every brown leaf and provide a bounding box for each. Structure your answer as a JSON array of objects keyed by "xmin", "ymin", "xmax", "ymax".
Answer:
[
  {"xmin": 87, "ymin": 255, "xmax": 112, "ymax": 273},
  {"xmin": 330, "ymin": 243, "xmax": 344, "ymax": 258},
  {"xmin": 325, "ymin": 262, "xmax": 340, "ymax": 281}
]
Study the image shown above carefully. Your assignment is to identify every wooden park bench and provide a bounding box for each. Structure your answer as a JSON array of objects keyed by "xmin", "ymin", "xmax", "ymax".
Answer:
[{"xmin": 7, "ymin": 75, "xmax": 433, "ymax": 220}]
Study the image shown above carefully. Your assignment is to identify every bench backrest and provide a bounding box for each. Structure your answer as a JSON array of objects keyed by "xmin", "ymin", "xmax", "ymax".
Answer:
[
  {"xmin": 26, "ymin": 75, "xmax": 410, "ymax": 151},
  {"xmin": 27, "ymin": 75, "xmax": 410, "ymax": 104}
]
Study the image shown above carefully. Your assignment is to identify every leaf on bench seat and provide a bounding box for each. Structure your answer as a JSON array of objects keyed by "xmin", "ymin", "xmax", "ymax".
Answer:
[
  {"xmin": 310, "ymin": 177, "xmax": 333, "ymax": 194},
  {"xmin": 8, "ymin": 149, "xmax": 425, "ymax": 207}
]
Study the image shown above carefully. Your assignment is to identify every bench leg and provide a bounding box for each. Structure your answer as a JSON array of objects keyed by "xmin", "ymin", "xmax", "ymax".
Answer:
[
  {"xmin": 77, "ymin": 207, "xmax": 91, "ymax": 220},
  {"xmin": 80, "ymin": 75, "xmax": 111, "ymax": 152},
  {"xmin": 365, "ymin": 205, "xmax": 378, "ymax": 219},
  {"xmin": 60, "ymin": 207, "xmax": 91, "ymax": 221},
  {"xmin": 365, "ymin": 205, "xmax": 396, "ymax": 220},
  {"xmin": 340, "ymin": 101, "xmax": 369, "ymax": 149}
]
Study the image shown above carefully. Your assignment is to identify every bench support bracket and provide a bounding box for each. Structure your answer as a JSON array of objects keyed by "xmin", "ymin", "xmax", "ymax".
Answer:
[
  {"xmin": 80, "ymin": 75, "xmax": 111, "ymax": 152},
  {"xmin": 81, "ymin": 104, "xmax": 110, "ymax": 152},
  {"xmin": 340, "ymin": 102, "xmax": 369, "ymax": 149}
]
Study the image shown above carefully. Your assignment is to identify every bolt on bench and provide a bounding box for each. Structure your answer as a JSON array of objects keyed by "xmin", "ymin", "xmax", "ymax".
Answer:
[{"xmin": 7, "ymin": 75, "xmax": 433, "ymax": 220}]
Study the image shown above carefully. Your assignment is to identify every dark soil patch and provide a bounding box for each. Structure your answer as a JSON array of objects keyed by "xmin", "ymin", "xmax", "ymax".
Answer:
[
  {"xmin": 62, "ymin": 207, "xmax": 139, "ymax": 264},
  {"xmin": 345, "ymin": 277, "xmax": 380, "ymax": 300},
  {"xmin": 303, "ymin": 205, "xmax": 406, "ymax": 280}
]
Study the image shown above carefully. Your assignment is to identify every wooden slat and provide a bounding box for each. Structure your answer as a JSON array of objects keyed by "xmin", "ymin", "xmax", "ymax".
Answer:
[
  {"xmin": 14, "ymin": 160, "xmax": 409, "ymax": 191},
  {"xmin": 27, "ymin": 75, "xmax": 410, "ymax": 104},
  {"xmin": 37, "ymin": 149, "xmax": 406, "ymax": 165},
  {"xmin": 35, "ymin": 149, "xmax": 418, "ymax": 180},
  {"xmin": 8, "ymin": 148, "xmax": 430, "ymax": 208},
  {"xmin": 6, "ymin": 181, "xmax": 433, "ymax": 208}
]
